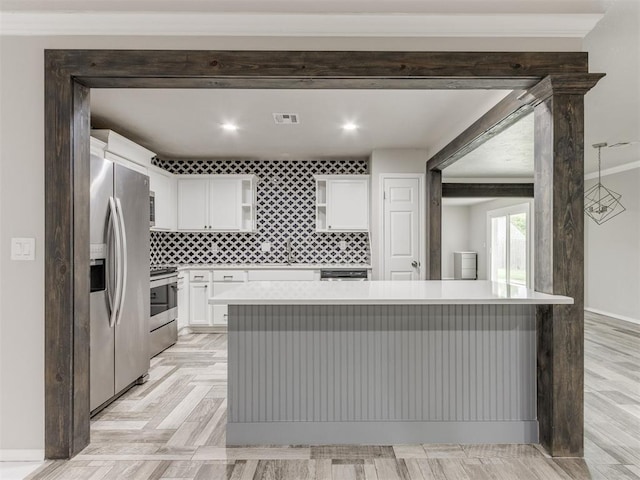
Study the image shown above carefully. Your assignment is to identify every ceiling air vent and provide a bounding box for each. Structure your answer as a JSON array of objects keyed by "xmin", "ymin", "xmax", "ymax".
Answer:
[{"xmin": 273, "ymin": 113, "xmax": 300, "ymax": 125}]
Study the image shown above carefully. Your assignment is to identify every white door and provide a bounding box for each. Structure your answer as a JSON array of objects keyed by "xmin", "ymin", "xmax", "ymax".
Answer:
[
  {"xmin": 178, "ymin": 178, "xmax": 208, "ymax": 230},
  {"xmin": 209, "ymin": 178, "xmax": 242, "ymax": 231},
  {"xmin": 327, "ymin": 179, "xmax": 369, "ymax": 231},
  {"xmin": 383, "ymin": 177, "xmax": 422, "ymax": 281}
]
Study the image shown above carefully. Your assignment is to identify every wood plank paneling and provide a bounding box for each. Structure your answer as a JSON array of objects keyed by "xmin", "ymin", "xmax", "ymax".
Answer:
[{"xmin": 228, "ymin": 304, "xmax": 536, "ymax": 424}]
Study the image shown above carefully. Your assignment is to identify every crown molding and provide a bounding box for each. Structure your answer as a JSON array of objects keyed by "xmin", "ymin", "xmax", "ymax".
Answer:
[
  {"xmin": 0, "ymin": 12, "xmax": 603, "ymax": 37},
  {"xmin": 584, "ymin": 160, "xmax": 640, "ymax": 180}
]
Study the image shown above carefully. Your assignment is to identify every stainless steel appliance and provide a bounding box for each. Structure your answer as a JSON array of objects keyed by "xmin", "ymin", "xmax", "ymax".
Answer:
[
  {"xmin": 150, "ymin": 267, "xmax": 178, "ymax": 357},
  {"xmin": 90, "ymin": 154, "xmax": 150, "ymax": 414},
  {"xmin": 320, "ymin": 269, "xmax": 369, "ymax": 281}
]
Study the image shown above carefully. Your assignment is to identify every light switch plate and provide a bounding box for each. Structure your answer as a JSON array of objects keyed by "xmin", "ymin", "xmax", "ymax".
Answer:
[
  {"xmin": 261, "ymin": 242, "xmax": 271, "ymax": 253},
  {"xmin": 11, "ymin": 237, "xmax": 36, "ymax": 261}
]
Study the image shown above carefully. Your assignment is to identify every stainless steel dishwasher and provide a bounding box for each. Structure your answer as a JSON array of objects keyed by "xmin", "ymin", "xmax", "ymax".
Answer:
[{"xmin": 320, "ymin": 269, "xmax": 369, "ymax": 281}]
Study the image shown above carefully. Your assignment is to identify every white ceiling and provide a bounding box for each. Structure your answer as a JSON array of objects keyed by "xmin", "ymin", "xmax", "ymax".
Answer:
[
  {"xmin": 90, "ymin": 89, "xmax": 512, "ymax": 160},
  {"xmin": 0, "ymin": 0, "xmax": 610, "ymax": 14},
  {"xmin": 443, "ymin": 112, "xmax": 534, "ymax": 178}
]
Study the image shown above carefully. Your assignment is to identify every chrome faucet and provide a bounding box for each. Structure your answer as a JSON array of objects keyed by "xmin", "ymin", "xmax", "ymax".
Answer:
[{"xmin": 285, "ymin": 238, "xmax": 296, "ymax": 264}]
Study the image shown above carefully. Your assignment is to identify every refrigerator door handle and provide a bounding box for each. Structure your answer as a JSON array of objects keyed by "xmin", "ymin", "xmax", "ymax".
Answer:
[
  {"xmin": 108, "ymin": 197, "xmax": 122, "ymax": 328},
  {"xmin": 115, "ymin": 196, "xmax": 128, "ymax": 326}
]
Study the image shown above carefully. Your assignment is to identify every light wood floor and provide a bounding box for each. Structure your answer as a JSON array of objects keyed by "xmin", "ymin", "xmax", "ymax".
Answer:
[{"xmin": 29, "ymin": 311, "xmax": 640, "ymax": 480}]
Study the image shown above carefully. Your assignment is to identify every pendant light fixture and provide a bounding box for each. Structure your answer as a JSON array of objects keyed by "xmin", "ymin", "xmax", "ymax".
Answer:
[{"xmin": 584, "ymin": 142, "xmax": 626, "ymax": 225}]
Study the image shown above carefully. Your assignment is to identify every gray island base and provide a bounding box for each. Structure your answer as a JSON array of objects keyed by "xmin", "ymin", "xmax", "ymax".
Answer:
[{"xmin": 215, "ymin": 281, "xmax": 573, "ymax": 446}]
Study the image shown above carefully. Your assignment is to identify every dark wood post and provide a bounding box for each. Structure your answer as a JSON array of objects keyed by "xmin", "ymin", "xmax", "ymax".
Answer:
[
  {"xmin": 523, "ymin": 74, "xmax": 604, "ymax": 457},
  {"xmin": 425, "ymin": 168, "xmax": 442, "ymax": 279},
  {"xmin": 44, "ymin": 52, "xmax": 91, "ymax": 459}
]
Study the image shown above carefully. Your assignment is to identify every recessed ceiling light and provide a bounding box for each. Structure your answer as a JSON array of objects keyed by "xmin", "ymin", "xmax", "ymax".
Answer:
[
  {"xmin": 221, "ymin": 122, "xmax": 238, "ymax": 132},
  {"xmin": 342, "ymin": 122, "xmax": 358, "ymax": 131}
]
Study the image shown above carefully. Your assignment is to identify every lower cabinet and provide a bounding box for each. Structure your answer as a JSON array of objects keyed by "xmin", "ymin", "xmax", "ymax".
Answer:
[
  {"xmin": 181, "ymin": 267, "xmax": 322, "ymax": 329},
  {"xmin": 189, "ymin": 282, "xmax": 210, "ymax": 325}
]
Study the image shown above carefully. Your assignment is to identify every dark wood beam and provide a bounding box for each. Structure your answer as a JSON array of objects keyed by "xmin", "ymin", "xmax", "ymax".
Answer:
[
  {"xmin": 425, "ymin": 169, "xmax": 442, "ymax": 280},
  {"xmin": 49, "ymin": 50, "xmax": 588, "ymax": 90},
  {"xmin": 426, "ymin": 90, "xmax": 533, "ymax": 171},
  {"xmin": 43, "ymin": 48, "xmax": 598, "ymax": 460},
  {"xmin": 45, "ymin": 54, "xmax": 92, "ymax": 459},
  {"xmin": 527, "ymin": 73, "xmax": 604, "ymax": 457},
  {"xmin": 442, "ymin": 183, "xmax": 534, "ymax": 197}
]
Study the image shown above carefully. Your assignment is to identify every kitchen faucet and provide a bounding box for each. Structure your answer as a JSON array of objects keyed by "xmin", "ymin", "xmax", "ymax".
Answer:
[{"xmin": 285, "ymin": 238, "xmax": 296, "ymax": 264}]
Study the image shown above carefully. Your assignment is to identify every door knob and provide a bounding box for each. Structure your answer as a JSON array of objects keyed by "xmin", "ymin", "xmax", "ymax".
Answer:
[{"xmin": 411, "ymin": 260, "xmax": 420, "ymax": 268}]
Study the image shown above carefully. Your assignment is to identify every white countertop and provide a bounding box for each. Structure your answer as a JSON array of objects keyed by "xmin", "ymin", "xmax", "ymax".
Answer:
[
  {"xmin": 209, "ymin": 280, "xmax": 573, "ymax": 305},
  {"xmin": 178, "ymin": 263, "xmax": 372, "ymax": 271}
]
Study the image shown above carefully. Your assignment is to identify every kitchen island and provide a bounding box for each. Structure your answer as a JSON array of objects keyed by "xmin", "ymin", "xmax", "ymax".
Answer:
[{"xmin": 210, "ymin": 281, "xmax": 572, "ymax": 446}]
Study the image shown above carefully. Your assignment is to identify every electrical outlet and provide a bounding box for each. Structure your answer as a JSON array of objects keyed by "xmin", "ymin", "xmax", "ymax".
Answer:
[
  {"xmin": 339, "ymin": 240, "xmax": 347, "ymax": 251},
  {"xmin": 211, "ymin": 243, "xmax": 219, "ymax": 254},
  {"xmin": 261, "ymin": 242, "xmax": 271, "ymax": 253}
]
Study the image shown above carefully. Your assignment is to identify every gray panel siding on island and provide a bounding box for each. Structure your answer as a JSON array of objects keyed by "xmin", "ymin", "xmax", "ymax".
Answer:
[{"xmin": 228, "ymin": 304, "xmax": 536, "ymax": 428}]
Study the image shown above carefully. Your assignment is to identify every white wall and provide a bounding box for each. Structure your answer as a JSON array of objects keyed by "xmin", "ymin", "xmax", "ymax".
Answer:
[
  {"xmin": 369, "ymin": 148, "xmax": 427, "ymax": 280},
  {"xmin": 0, "ymin": 32, "xmax": 609, "ymax": 455},
  {"xmin": 441, "ymin": 205, "xmax": 471, "ymax": 279},
  {"xmin": 468, "ymin": 198, "xmax": 535, "ymax": 281},
  {"xmin": 585, "ymin": 168, "xmax": 640, "ymax": 323},
  {"xmin": 581, "ymin": 0, "xmax": 640, "ymax": 323}
]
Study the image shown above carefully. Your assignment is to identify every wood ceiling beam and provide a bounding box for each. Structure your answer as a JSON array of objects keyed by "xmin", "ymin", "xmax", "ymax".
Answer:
[
  {"xmin": 442, "ymin": 182, "xmax": 534, "ymax": 197},
  {"xmin": 54, "ymin": 50, "xmax": 589, "ymax": 89},
  {"xmin": 426, "ymin": 90, "xmax": 533, "ymax": 172}
]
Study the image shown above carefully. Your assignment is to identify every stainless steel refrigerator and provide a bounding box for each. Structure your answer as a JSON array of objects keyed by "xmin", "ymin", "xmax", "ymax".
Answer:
[{"xmin": 90, "ymin": 154, "xmax": 150, "ymax": 413}]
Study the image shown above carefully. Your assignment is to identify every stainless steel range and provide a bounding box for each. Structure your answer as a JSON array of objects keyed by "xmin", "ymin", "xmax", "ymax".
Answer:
[{"xmin": 150, "ymin": 267, "xmax": 178, "ymax": 357}]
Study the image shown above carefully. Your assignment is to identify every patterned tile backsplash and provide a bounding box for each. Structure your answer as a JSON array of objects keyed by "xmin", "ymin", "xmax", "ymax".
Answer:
[{"xmin": 150, "ymin": 158, "xmax": 371, "ymax": 266}]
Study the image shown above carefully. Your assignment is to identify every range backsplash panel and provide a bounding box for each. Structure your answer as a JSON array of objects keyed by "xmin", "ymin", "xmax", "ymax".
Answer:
[{"xmin": 150, "ymin": 159, "xmax": 370, "ymax": 266}]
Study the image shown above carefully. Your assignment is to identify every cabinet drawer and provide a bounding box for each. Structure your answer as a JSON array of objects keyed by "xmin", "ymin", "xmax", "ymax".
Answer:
[
  {"xmin": 461, "ymin": 268, "xmax": 477, "ymax": 279},
  {"xmin": 248, "ymin": 269, "xmax": 317, "ymax": 281},
  {"xmin": 461, "ymin": 257, "xmax": 476, "ymax": 269},
  {"xmin": 212, "ymin": 270, "xmax": 246, "ymax": 282},
  {"xmin": 189, "ymin": 271, "xmax": 211, "ymax": 283}
]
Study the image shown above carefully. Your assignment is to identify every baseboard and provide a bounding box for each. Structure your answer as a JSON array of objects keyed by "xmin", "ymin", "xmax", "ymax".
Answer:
[
  {"xmin": 585, "ymin": 307, "xmax": 640, "ymax": 326},
  {"xmin": 227, "ymin": 421, "xmax": 538, "ymax": 446},
  {"xmin": 0, "ymin": 449, "xmax": 44, "ymax": 461}
]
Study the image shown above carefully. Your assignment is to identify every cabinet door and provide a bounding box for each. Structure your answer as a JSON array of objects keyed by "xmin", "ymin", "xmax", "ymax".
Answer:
[
  {"xmin": 149, "ymin": 169, "xmax": 177, "ymax": 231},
  {"xmin": 178, "ymin": 178, "xmax": 208, "ymax": 230},
  {"xmin": 188, "ymin": 283, "xmax": 210, "ymax": 325},
  {"xmin": 209, "ymin": 178, "xmax": 242, "ymax": 231},
  {"xmin": 211, "ymin": 281, "xmax": 244, "ymax": 325},
  {"xmin": 327, "ymin": 179, "xmax": 369, "ymax": 231}
]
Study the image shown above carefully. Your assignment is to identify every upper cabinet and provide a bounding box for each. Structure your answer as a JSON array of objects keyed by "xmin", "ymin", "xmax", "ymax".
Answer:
[
  {"xmin": 177, "ymin": 175, "xmax": 258, "ymax": 232},
  {"xmin": 315, "ymin": 175, "xmax": 369, "ymax": 232},
  {"xmin": 148, "ymin": 165, "xmax": 177, "ymax": 231}
]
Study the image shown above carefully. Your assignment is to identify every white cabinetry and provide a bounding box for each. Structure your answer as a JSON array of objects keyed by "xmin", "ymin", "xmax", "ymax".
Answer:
[
  {"xmin": 188, "ymin": 271, "xmax": 211, "ymax": 325},
  {"xmin": 177, "ymin": 175, "xmax": 257, "ymax": 232},
  {"xmin": 315, "ymin": 175, "xmax": 369, "ymax": 232},
  {"xmin": 148, "ymin": 165, "xmax": 177, "ymax": 231},
  {"xmin": 454, "ymin": 252, "xmax": 477, "ymax": 280},
  {"xmin": 178, "ymin": 178, "xmax": 209, "ymax": 230}
]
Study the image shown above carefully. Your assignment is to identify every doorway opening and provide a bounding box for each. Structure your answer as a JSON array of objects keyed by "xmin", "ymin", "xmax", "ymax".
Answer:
[{"xmin": 487, "ymin": 202, "xmax": 533, "ymax": 287}]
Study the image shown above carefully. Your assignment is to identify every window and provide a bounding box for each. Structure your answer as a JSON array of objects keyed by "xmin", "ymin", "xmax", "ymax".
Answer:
[{"xmin": 487, "ymin": 203, "xmax": 532, "ymax": 287}]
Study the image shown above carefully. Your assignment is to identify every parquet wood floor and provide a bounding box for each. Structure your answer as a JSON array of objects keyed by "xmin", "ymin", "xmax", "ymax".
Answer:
[{"xmin": 28, "ymin": 311, "xmax": 640, "ymax": 479}]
